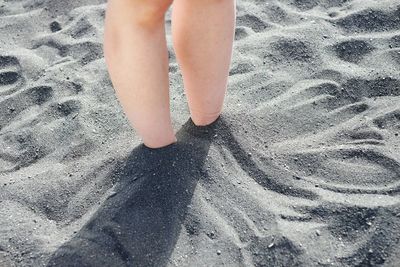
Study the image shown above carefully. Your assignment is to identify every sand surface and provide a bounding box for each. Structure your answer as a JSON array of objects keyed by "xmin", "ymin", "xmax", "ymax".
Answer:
[{"xmin": 1, "ymin": 0, "xmax": 400, "ymax": 266}]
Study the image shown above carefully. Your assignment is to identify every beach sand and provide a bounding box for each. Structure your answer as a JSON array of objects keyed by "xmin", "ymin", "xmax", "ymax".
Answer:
[{"xmin": 1, "ymin": 0, "xmax": 400, "ymax": 266}]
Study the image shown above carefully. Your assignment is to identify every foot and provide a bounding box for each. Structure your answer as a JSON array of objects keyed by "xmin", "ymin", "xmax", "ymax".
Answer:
[{"xmin": 143, "ymin": 136, "xmax": 178, "ymax": 149}]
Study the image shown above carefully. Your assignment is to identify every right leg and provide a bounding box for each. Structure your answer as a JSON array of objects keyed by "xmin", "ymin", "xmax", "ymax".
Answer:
[
  {"xmin": 171, "ymin": 0, "xmax": 236, "ymax": 126},
  {"xmin": 103, "ymin": 0, "xmax": 176, "ymax": 149}
]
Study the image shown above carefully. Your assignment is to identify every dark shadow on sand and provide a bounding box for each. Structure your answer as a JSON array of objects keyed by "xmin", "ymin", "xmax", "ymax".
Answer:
[
  {"xmin": 46, "ymin": 116, "xmax": 224, "ymax": 267},
  {"xmin": 46, "ymin": 113, "xmax": 318, "ymax": 266}
]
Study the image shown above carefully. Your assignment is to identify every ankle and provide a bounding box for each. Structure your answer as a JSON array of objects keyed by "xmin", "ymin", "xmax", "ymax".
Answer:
[
  {"xmin": 143, "ymin": 136, "xmax": 177, "ymax": 149},
  {"xmin": 190, "ymin": 111, "xmax": 222, "ymax": 127}
]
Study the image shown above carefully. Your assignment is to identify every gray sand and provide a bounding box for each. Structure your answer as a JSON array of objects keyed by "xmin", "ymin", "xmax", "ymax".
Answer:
[{"xmin": 1, "ymin": 0, "xmax": 400, "ymax": 266}]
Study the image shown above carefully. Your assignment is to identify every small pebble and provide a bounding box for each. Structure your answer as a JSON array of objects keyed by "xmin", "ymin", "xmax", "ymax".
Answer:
[
  {"xmin": 108, "ymin": 191, "xmax": 117, "ymax": 199},
  {"xmin": 50, "ymin": 21, "xmax": 62, "ymax": 32}
]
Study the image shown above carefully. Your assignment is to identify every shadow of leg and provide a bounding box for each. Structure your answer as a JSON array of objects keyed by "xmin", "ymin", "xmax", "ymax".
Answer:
[{"xmin": 46, "ymin": 116, "xmax": 225, "ymax": 267}]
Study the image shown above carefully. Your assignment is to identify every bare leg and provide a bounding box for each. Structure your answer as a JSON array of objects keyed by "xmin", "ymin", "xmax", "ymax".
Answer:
[
  {"xmin": 171, "ymin": 0, "xmax": 236, "ymax": 126},
  {"xmin": 103, "ymin": 0, "xmax": 176, "ymax": 148}
]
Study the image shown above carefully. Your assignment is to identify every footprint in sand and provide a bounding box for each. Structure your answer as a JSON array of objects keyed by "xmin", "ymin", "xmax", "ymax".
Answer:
[
  {"xmin": 333, "ymin": 39, "xmax": 375, "ymax": 63},
  {"xmin": 0, "ymin": 55, "xmax": 24, "ymax": 96},
  {"xmin": 253, "ymin": 74, "xmax": 400, "ymax": 195}
]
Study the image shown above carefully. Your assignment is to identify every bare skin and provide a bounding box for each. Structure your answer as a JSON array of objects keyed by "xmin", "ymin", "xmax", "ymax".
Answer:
[
  {"xmin": 103, "ymin": 0, "xmax": 236, "ymax": 149},
  {"xmin": 172, "ymin": 0, "xmax": 236, "ymax": 127}
]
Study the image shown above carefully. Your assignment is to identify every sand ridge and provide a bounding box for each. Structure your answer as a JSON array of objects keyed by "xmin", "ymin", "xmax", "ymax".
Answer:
[{"xmin": 1, "ymin": 0, "xmax": 400, "ymax": 266}]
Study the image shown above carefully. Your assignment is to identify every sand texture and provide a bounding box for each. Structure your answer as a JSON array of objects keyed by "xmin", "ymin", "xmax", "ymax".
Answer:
[{"xmin": 1, "ymin": 0, "xmax": 400, "ymax": 266}]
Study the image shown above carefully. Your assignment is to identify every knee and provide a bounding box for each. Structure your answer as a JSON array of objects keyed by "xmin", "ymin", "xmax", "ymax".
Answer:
[
  {"xmin": 131, "ymin": 0, "xmax": 173, "ymax": 28},
  {"xmin": 106, "ymin": 0, "xmax": 173, "ymax": 29}
]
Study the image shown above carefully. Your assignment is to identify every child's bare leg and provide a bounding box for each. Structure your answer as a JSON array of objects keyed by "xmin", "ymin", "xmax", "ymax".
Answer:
[
  {"xmin": 171, "ymin": 0, "xmax": 236, "ymax": 126},
  {"xmin": 104, "ymin": 0, "xmax": 176, "ymax": 148}
]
